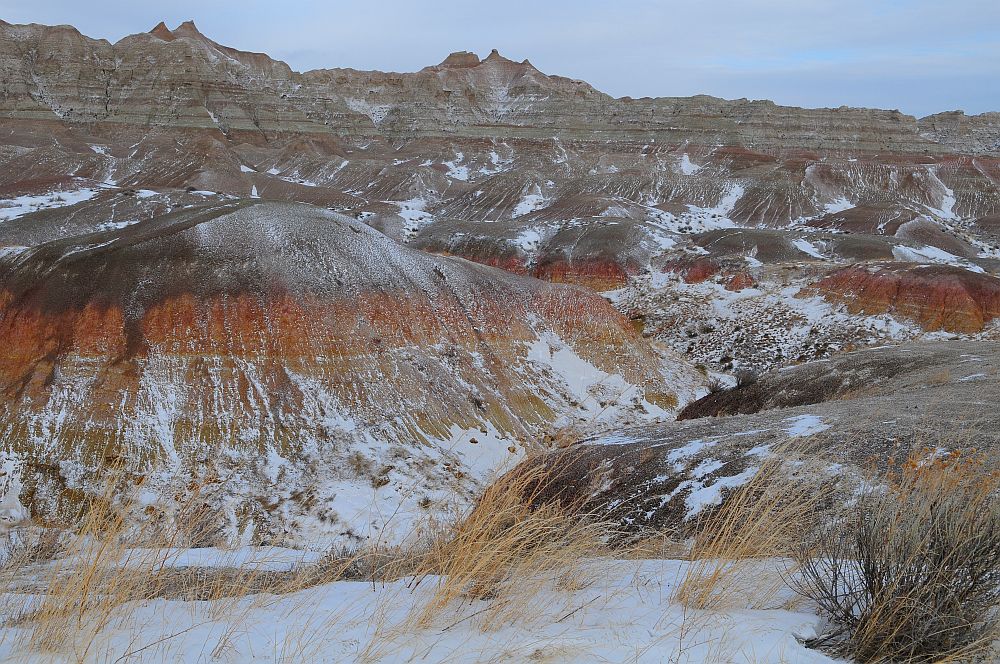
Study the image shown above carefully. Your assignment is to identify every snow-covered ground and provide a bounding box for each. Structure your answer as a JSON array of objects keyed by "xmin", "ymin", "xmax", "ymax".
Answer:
[
  {"xmin": 0, "ymin": 554, "xmax": 840, "ymax": 663},
  {"xmin": 0, "ymin": 188, "xmax": 102, "ymax": 221}
]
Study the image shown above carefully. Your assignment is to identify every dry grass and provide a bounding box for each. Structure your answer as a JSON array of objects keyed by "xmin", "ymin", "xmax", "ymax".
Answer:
[
  {"xmin": 542, "ymin": 422, "xmax": 588, "ymax": 449},
  {"xmin": 405, "ymin": 460, "xmax": 610, "ymax": 631},
  {"xmin": 0, "ymin": 527, "xmax": 63, "ymax": 570},
  {"xmin": 0, "ymin": 458, "xmax": 613, "ymax": 661},
  {"xmin": 926, "ymin": 368, "xmax": 953, "ymax": 386},
  {"xmin": 0, "ymin": 471, "xmax": 375, "ymax": 661},
  {"xmin": 794, "ymin": 449, "xmax": 1000, "ymax": 663},
  {"xmin": 6, "ymin": 439, "xmax": 995, "ymax": 663},
  {"xmin": 627, "ymin": 531, "xmax": 691, "ymax": 560},
  {"xmin": 672, "ymin": 450, "xmax": 831, "ymax": 611}
]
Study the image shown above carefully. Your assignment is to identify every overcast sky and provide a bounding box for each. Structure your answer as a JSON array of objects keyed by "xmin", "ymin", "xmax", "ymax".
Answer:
[{"xmin": 3, "ymin": 0, "xmax": 998, "ymax": 118}]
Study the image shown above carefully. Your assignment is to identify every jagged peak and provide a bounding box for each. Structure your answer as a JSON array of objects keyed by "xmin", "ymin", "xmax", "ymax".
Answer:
[
  {"xmin": 141, "ymin": 18, "xmax": 292, "ymax": 75},
  {"xmin": 481, "ymin": 49, "xmax": 541, "ymax": 73},
  {"xmin": 483, "ymin": 48, "xmax": 511, "ymax": 64},
  {"xmin": 148, "ymin": 20, "xmax": 205, "ymax": 42},
  {"xmin": 437, "ymin": 49, "xmax": 536, "ymax": 71},
  {"xmin": 148, "ymin": 21, "xmax": 174, "ymax": 41},
  {"xmin": 173, "ymin": 20, "xmax": 207, "ymax": 40}
]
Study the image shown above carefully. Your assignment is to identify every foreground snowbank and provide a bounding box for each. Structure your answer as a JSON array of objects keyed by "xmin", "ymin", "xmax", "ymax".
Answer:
[{"xmin": 0, "ymin": 554, "xmax": 840, "ymax": 663}]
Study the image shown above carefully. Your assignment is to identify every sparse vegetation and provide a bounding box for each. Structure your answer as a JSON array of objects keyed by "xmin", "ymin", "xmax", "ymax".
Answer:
[
  {"xmin": 2, "ymin": 444, "xmax": 999, "ymax": 663},
  {"xmin": 407, "ymin": 461, "xmax": 608, "ymax": 630},
  {"xmin": 673, "ymin": 451, "xmax": 829, "ymax": 611},
  {"xmin": 734, "ymin": 368, "xmax": 758, "ymax": 388},
  {"xmin": 793, "ymin": 450, "xmax": 1000, "ymax": 662},
  {"xmin": 926, "ymin": 367, "xmax": 953, "ymax": 386},
  {"xmin": 0, "ymin": 472, "xmax": 373, "ymax": 659},
  {"xmin": 706, "ymin": 376, "xmax": 728, "ymax": 394}
]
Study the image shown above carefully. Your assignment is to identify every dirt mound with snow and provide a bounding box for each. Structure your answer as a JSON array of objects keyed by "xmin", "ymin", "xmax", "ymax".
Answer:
[{"xmin": 0, "ymin": 201, "xmax": 699, "ymax": 545}]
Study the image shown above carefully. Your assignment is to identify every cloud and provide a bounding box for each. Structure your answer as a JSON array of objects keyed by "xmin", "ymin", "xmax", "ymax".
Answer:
[{"xmin": 1, "ymin": 0, "xmax": 997, "ymax": 116}]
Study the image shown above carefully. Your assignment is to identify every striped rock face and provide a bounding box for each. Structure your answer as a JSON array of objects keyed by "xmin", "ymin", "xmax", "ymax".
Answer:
[
  {"xmin": 814, "ymin": 263, "xmax": 1000, "ymax": 334},
  {"xmin": 0, "ymin": 201, "xmax": 697, "ymax": 545},
  {"xmin": 0, "ymin": 20, "xmax": 998, "ymax": 293}
]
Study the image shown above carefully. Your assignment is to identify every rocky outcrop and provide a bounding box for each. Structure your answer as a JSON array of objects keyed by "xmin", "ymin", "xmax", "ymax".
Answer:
[
  {"xmin": 0, "ymin": 19, "xmax": 998, "ymax": 544},
  {"xmin": 6, "ymin": 20, "xmax": 992, "ymax": 154},
  {"xmin": 919, "ymin": 111, "xmax": 1000, "ymax": 155},
  {"xmin": 0, "ymin": 20, "xmax": 998, "ymax": 292},
  {"xmin": 0, "ymin": 19, "xmax": 996, "ymax": 159},
  {"xmin": 677, "ymin": 339, "xmax": 960, "ymax": 419},
  {"xmin": 0, "ymin": 22, "xmax": 995, "ymax": 382}
]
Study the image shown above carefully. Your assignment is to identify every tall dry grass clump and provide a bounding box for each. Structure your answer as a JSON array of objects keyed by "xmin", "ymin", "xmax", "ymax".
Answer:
[
  {"xmin": 15, "ymin": 472, "xmax": 157, "ymax": 656},
  {"xmin": 407, "ymin": 460, "xmax": 609, "ymax": 631},
  {"xmin": 673, "ymin": 452, "xmax": 830, "ymax": 611},
  {"xmin": 794, "ymin": 450, "xmax": 1000, "ymax": 663}
]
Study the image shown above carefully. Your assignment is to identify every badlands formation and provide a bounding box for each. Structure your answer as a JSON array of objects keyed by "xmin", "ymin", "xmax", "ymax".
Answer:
[{"xmin": 0, "ymin": 20, "xmax": 998, "ymax": 543}]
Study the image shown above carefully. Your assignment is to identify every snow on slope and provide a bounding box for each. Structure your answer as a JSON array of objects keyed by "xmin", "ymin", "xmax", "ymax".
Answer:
[
  {"xmin": 892, "ymin": 244, "xmax": 985, "ymax": 272},
  {"xmin": 0, "ymin": 187, "xmax": 101, "ymax": 221},
  {"xmin": 0, "ymin": 202, "xmax": 700, "ymax": 549},
  {"xmin": 526, "ymin": 330, "xmax": 679, "ymax": 426}
]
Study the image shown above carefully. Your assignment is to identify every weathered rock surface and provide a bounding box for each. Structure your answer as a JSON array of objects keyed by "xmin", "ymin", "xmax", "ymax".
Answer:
[
  {"xmin": 0, "ymin": 20, "xmax": 1000, "ymax": 543},
  {"xmin": 0, "ymin": 21, "xmax": 996, "ymax": 336},
  {"xmin": 5, "ymin": 20, "xmax": 998, "ymax": 153},
  {"xmin": 0, "ymin": 22, "xmax": 997, "ymax": 293}
]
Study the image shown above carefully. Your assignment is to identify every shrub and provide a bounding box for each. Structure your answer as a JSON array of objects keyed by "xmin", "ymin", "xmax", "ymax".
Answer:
[
  {"xmin": 706, "ymin": 377, "xmax": 727, "ymax": 394},
  {"xmin": 734, "ymin": 368, "xmax": 758, "ymax": 388},
  {"xmin": 793, "ymin": 451, "xmax": 1000, "ymax": 662}
]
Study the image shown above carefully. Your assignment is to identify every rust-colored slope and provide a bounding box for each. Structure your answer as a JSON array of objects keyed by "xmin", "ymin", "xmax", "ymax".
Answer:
[{"xmin": 814, "ymin": 263, "xmax": 1000, "ymax": 333}]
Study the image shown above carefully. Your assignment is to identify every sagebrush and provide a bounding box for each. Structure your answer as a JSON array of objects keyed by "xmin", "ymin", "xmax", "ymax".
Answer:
[{"xmin": 794, "ymin": 450, "xmax": 1000, "ymax": 662}]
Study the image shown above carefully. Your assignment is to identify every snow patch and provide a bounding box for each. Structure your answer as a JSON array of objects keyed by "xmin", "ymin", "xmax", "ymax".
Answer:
[
  {"xmin": 792, "ymin": 238, "xmax": 825, "ymax": 259},
  {"xmin": 395, "ymin": 197, "xmax": 434, "ymax": 235},
  {"xmin": 512, "ymin": 185, "xmax": 546, "ymax": 217},
  {"xmin": 824, "ymin": 197, "xmax": 853, "ymax": 214},
  {"xmin": 443, "ymin": 152, "xmax": 470, "ymax": 181},
  {"xmin": 683, "ymin": 466, "xmax": 758, "ymax": 515},
  {"xmin": 784, "ymin": 415, "xmax": 830, "ymax": 438},
  {"xmin": 892, "ymin": 244, "xmax": 984, "ymax": 273},
  {"xmin": 513, "ymin": 227, "xmax": 543, "ymax": 252},
  {"xmin": 0, "ymin": 187, "xmax": 101, "ymax": 221},
  {"xmin": 678, "ymin": 153, "xmax": 702, "ymax": 175},
  {"xmin": 345, "ymin": 97, "xmax": 392, "ymax": 125},
  {"xmin": 0, "ymin": 557, "xmax": 838, "ymax": 663}
]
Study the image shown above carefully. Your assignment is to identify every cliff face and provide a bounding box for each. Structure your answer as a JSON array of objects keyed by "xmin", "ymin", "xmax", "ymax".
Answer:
[
  {"xmin": 814, "ymin": 263, "xmax": 1000, "ymax": 333},
  {"xmin": 3, "ymin": 20, "xmax": 997, "ymax": 153},
  {"xmin": 0, "ymin": 21, "xmax": 997, "ymax": 247}
]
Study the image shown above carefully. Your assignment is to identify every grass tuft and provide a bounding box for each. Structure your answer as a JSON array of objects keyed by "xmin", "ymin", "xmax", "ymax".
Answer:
[
  {"xmin": 406, "ymin": 460, "xmax": 609, "ymax": 631},
  {"xmin": 673, "ymin": 449, "xmax": 830, "ymax": 611}
]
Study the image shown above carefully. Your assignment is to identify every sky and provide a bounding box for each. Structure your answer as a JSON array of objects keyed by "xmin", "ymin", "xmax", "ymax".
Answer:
[{"xmin": 2, "ymin": 0, "xmax": 998, "ymax": 118}]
